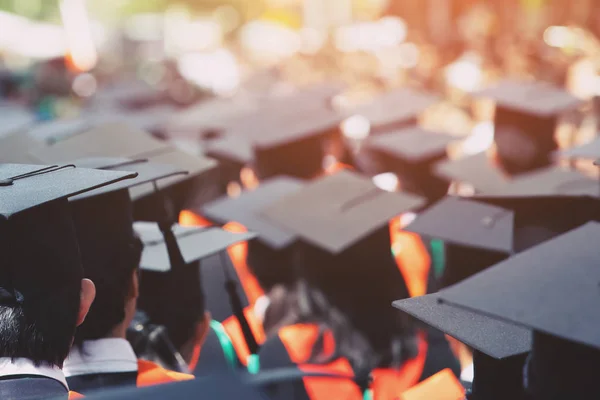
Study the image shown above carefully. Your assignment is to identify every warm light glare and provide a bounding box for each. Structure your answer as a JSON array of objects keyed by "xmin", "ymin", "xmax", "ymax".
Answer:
[
  {"xmin": 240, "ymin": 167, "xmax": 260, "ymax": 190},
  {"xmin": 398, "ymin": 212, "xmax": 418, "ymax": 229},
  {"xmin": 462, "ymin": 122, "xmax": 495, "ymax": 155},
  {"xmin": 177, "ymin": 49, "xmax": 241, "ymax": 95},
  {"xmin": 341, "ymin": 115, "xmax": 371, "ymax": 140},
  {"xmin": 72, "ymin": 73, "xmax": 97, "ymax": 97},
  {"xmin": 240, "ymin": 20, "xmax": 301, "ymax": 63},
  {"xmin": 397, "ymin": 42, "xmax": 420, "ymax": 69},
  {"xmin": 227, "ymin": 181, "xmax": 242, "ymax": 198},
  {"xmin": 445, "ymin": 55, "xmax": 483, "ymax": 92},
  {"xmin": 60, "ymin": 0, "xmax": 98, "ymax": 71},
  {"xmin": 335, "ymin": 17, "xmax": 406, "ymax": 53},
  {"xmin": 372, "ymin": 172, "xmax": 399, "ymax": 192},
  {"xmin": 0, "ymin": 11, "xmax": 66, "ymax": 59},
  {"xmin": 543, "ymin": 26, "xmax": 572, "ymax": 49}
]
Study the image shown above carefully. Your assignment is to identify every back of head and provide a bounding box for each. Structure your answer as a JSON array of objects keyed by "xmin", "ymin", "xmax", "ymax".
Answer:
[
  {"xmin": 70, "ymin": 190, "xmax": 143, "ymax": 345},
  {"xmin": 247, "ymin": 240, "xmax": 295, "ymax": 293},
  {"xmin": 0, "ymin": 200, "xmax": 83, "ymax": 366},
  {"xmin": 298, "ymin": 227, "xmax": 417, "ymax": 370},
  {"xmin": 137, "ymin": 261, "xmax": 206, "ymax": 350}
]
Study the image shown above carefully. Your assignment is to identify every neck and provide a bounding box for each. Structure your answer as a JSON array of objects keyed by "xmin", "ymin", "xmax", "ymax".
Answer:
[{"xmin": 109, "ymin": 321, "xmax": 128, "ymax": 339}]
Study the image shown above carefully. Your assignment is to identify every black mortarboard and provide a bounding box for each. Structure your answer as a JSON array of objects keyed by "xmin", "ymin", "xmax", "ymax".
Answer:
[
  {"xmin": 202, "ymin": 177, "xmax": 304, "ymax": 293},
  {"xmin": 261, "ymin": 170, "xmax": 425, "ymax": 254},
  {"xmin": 434, "ymin": 152, "xmax": 510, "ymax": 194},
  {"xmin": 349, "ymin": 88, "xmax": 439, "ymax": 134},
  {"xmin": 29, "ymin": 122, "xmax": 218, "ymax": 220},
  {"xmin": 365, "ymin": 127, "xmax": 458, "ymax": 202},
  {"xmin": 135, "ymin": 222, "xmax": 257, "ymax": 272},
  {"xmin": 0, "ymin": 163, "xmax": 135, "ymax": 305},
  {"xmin": 475, "ymin": 79, "xmax": 582, "ymax": 175},
  {"xmin": 394, "ymin": 293, "xmax": 531, "ymax": 360},
  {"xmin": 439, "ymin": 222, "xmax": 600, "ymax": 399},
  {"xmin": 404, "ymin": 196, "xmax": 513, "ymax": 287}
]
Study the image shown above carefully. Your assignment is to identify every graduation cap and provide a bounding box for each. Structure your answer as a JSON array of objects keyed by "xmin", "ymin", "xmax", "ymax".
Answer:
[
  {"xmin": 475, "ymin": 79, "xmax": 582, "ymax": 175},
  {"xmin": 439, "ymin": 222, "xmax": 600, "ymax": 399},
  {"xmin": 349, "ymin": 88, "xmax": 439, "ymax": 134},
  {"xmin": 404, "ymin": 196, "xmax": 513, "ymax": 287},
  {"xmin": 394, "ymin": 294, "xmax": 531, "ymax": 400},
  {"xmin": 0, "ymin": 104, "xmax": 35, "ymax": 137},
  {"xmin": 28, "ymin": 122, "xmax": 218, "ymax": 220},
  {"xmin": 365, "ymin": 127, "xmax": 458, "ymax": 202},
  {"xmin": 203, "ymin": 177, "xmax": 304, "ymax": 293},
  {"xmin": 261, "ymin": 170, "xmax": 425, "ymax": 254},
  {"xmin": 434, "ymin": 152, "xmax": 511, "ymax": 194},
  {"xmin": 0, "ymin": 163, "xmax": 136, "ymax": 306}
]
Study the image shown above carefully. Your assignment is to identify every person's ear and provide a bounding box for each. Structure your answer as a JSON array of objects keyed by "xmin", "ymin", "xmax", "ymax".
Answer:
[{"xmin": 77, "ymin": 278, "xmax": 96, "ymax": 327}]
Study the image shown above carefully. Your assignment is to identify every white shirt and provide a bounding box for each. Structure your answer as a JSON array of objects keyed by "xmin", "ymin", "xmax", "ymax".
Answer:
[
  {"xmin": 63, "ymin": 338, "xmax": 138, "ymax": 377},
  {"xmin": 0, "ymin": 357, "xmax": 68, "ymax": 390},
  {"xmin": 461, "ymin": 362, "xmax": 474, "ymax": 383}
]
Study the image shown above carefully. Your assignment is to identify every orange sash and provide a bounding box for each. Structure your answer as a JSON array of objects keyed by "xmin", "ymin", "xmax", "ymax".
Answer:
[
  {"xmin": 136, "ymin": 359, "xmax": 193, "ymax": 387},
  {"xmin": 222, "ymin": 306, "xmax": 266, "ymax": 365}
]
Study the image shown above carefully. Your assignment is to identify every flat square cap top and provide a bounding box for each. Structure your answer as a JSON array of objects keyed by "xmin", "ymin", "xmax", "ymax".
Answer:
[
  {"xmin": 205, "ymin": 136, "xmax": 254, "ymax": 165},
  {"xmin": 0, "ymin": 163, "xmax": 137, "ymax": 218},
  {"xmin": 135, "ymin": 222, "xmax": 257, "ymax": 272},
  {"xmin": 68, "ymin": 158, "xmax": 188, "ymax": 200},
  {"xmin": 434, "ymin": 152, "xmax": 510, "ymax": 194},
  {"xmin": 478, "ymin": 166, "xmax": 599, "ymax": 198},
  {"xmin": 394, "ymin": 293, "xmax": 531, "ymax": 359},
  {"xmin": 557, "ymin": 137, "xmax": 600, "ymax": 160},
  {"xmin": 440, "ymin": 222, "xmax": 600, "ymax": 350},
  {"xmin": 203, "ymin": 176, "xmax": 304, "ymax": 249},
  {"xmin": 365, "ymin": 127, "xmax": 457, "ymax": 163},
  {"xmin": 261, "ymin": 170, "xmax": 426, "ymax": 254},
  {"xmin": 351, "ymin": 88, "xmax": 439, "ymax": 128},
  {"xmin": 405, "ymin": 196, "xmax": 514, "ymax": 253},
  {"xmin": 475, "ymin": 79, "xmax": 582, "ymax": 117},
  {"xmin": 30, "ymin": 122, "xmax": 170, "ymax": 163}
]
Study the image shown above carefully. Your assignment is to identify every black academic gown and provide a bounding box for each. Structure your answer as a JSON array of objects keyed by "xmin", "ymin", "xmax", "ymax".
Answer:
[
  {"xmin": 67, "ymin": 371, "xmax": 138, "ymax": 395},
  {"xmin": 0, "ymin": 375, "xmax": 69, "ymax": 400}
]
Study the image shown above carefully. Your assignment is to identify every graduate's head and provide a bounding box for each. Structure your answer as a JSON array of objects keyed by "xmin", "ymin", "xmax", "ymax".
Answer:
[
  {"xmin": 0, "ymin": 164, "xmax": 133, "ymax": 366},
  {"xmin": 70, "ymin": 189, "xmax": 143, "ymax": 345}
]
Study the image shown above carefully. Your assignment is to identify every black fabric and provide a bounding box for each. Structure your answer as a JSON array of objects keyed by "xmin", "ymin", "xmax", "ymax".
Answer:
[
  {"xmin": 200, "ymin": 253, "xmax": 248, "ymax": 323},
  {"xmin": 0, "ymin": 375, "xmax": 68, "ymax": 400},
  {"xmin": 418, "ymin": 327, "xmax": 461, "ymax": 381},
  {"xmin": 258, "ymin": 335, "xmax": 311, "ymax": 400},
  {"xmin": 66, "ymin": 372, "xmax": 138, "ymax": 395},
  {"xmin": 192, "ymin": 327, "xmax": 237, "ymax": 376},
  {"xmin": 470, "ymin": 351, "xmax": 529, "ymax": 400}
]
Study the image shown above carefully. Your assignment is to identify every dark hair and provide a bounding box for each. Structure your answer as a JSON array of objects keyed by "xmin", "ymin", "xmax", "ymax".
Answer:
[
  {"xmin": 0, "ymin": 200, "xmax": 84, "ymax": 367},
  {"xmin": 247, "ymin": 241, "xmax": 295, "ymax": 293},
  {"xmin": 74, "ymin": 236, "xmax": 143, "ymax": 346},
  {"xmin": 265, "ymin": 228, "xmax": 418, "ymax": 373},
  {"xmin": 138, "ymin": 261, "xmax": 206, "ymax": 350}
]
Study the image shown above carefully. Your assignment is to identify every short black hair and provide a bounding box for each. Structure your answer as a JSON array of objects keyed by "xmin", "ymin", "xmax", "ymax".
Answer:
[
  {"xmin": 247, "ymin": 241, "xmax": 295, "ymax": 293},
  {"xmin": 138, "ymin": 261, "xmax": 206, "ymax": 350},
  {"xmin": 0, "ymin": 200, "xmax": 84, "ymax": 366},
  {"xmin": 74, "ymin": 236, "xmax": 143, "ymax": 345}
]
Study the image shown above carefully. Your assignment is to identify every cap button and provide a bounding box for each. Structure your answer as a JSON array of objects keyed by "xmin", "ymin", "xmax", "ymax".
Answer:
[{"xmin": 0, "ymin": 179, "xmax": 13, "ymax": 187}]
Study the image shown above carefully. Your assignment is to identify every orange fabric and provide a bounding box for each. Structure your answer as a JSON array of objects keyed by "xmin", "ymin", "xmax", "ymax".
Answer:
[
  {"xmin": 222, "ymin": 222, "xmax": 265, "ymax": 305},
  {"xmin": 68, "ymin": 391, "xmax": 84, "ymax": 399},
  {"xmin": 178, "ymin": 211, "xmax": 265, "ymax": 306},
  {"xmin": 389, "ymin": 216, "xmax": 431, "ymax": 298},
  {"xmin": 399, "ymin": 369, "xmax": 465, "ymax": 400},
  {"xmin": 372, "ymin": 333, "xmax": 429, "ymax": 399},
  {"xmin": 136, "ymin": 359, "xmax": 193, "ymax": 387},
  {"xmin": 187, "ymin": 342, "xmax": 202, "ymax": 372},
  {"xmin": 223, "ymin": 306, "xmax": 266, "ymax": 365},
  {"xmin": 179, "ymin": 210, "xmax": 213, "ymax": 227},
  {"xmin": 277, "ymin": 324, "xmax": 429, "ymax": 400}
]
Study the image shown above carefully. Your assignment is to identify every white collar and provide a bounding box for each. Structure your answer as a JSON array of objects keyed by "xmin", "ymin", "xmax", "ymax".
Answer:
[
  {"xmin": 63, "ymin": 338, "xmax": 138, "ymax": 377},
  {"xmin": 0, "ymin": 358, "xmax": 68, "ymax": 390}
]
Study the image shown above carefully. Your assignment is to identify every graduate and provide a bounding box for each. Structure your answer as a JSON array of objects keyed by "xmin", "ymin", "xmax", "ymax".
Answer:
[
  {"xmin": 256, "ymin": 171, "xmax": 460, "ymax": 400},
  {"xmin": 0, "ymin": 163, "xmax": 135, "ymax": 399}
]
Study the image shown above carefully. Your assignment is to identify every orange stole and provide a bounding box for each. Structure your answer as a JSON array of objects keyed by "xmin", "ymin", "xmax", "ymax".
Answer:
[
  {"xmin": 222, "ymin": 306, "xmax": 266, "ymax": 366},
  {"xmin": 399, "ymin": 368, "xmax": 465, "ymax": 400},
  {"xmin": 136, "ymin": 359, "xmax": 193, "ymax": 387}
]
